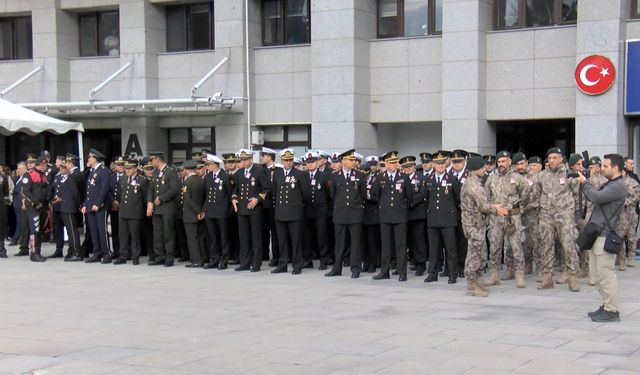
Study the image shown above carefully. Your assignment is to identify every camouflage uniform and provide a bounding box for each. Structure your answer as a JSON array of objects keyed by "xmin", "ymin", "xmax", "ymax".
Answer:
[
  {"xmin": 531, "ymin": 164, "xmax": 579, "ymax": 275},
  {"xmin": 460, "ymin": 173, "xmax": 496, "ymax": 280},
  {"xmin": 520, "ymin": 169, "xmax": 540, "ymax": 273},
  {"xmin": 485, "ymin": 167, "xmax": 529, "ymax": 272},
  {"xmin": 619, "ymin": 176, "xmax": 640, "ymax": 263}
]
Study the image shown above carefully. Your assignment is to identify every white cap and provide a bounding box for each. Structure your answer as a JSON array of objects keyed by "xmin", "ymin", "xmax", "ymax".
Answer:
[
  {"xmin": 279, "ymin": 148, "xmax": 295, "ymax": 160},
  {"xmin": 305, "ymin": 151, "xmax": 319, "ymax": 160},
  {"xmin": 261, "ymin": 147, "xmax": 277, "ymax": 155},
  {"xmin": 364, "ymin": 155, "xmax": 379, "ymax": 164},
  {"xmin": 354, "ymin": 152, "xmax": 364, "ymax": 161},
  {"xmin": 316, "ymin": 150, "xmax": 331, "ymax": 158},
  {"xmin": 205, "ymin": 153, "xmax": 224, "ymax": 166},
  {"xmin": 294, "ymin": 157, "xmax": 302, "ymax": 164}
]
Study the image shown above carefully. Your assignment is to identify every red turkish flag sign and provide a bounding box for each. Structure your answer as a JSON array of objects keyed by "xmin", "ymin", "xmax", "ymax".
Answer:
[{"xmin": 575, "ymin": 55, "xmax": 616, "ymax": 96}]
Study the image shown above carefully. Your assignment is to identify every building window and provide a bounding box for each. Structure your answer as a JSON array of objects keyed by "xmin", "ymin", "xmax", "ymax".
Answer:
[
  {"xmin": 262, "ymin": 0, "xmax": 310, "ymax": 46},
  {"xmin": 377, "ymin": 0, "xmax": 441, "ymax": 38},
  {"xmin": 0, "ymin": 16, "xmax": 33, "ymax": 60},
  {"xmin": 494, "ymin": 0, "xmax": 577, "ymax": 30},
  {"xmin": 168, "ymin": 127, "xmax": 216, "ymax": 164},
  {"xmin": 166, "ymin": 1, "xmax": 214, "ymax": 52},
  {"xmin": 633, "ymin": 0, "xmax": 640, "ymax": 18},
  {"xmin": 260, "ymin": 125, "xmax": 310, "ymax": 154},
  {"xmin": 79, "ymin": 11, "xmax": 120, "ymax": 57}
]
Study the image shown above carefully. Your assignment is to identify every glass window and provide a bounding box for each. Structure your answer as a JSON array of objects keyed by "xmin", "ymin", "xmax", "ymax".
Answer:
[
  {"xmin": 262, "ymin": 0, "xmax": 309, "ymax": 46},
  {"xmin": 264, "ymin": 126, "xmax": 285, "ymax": 142},
  {"xmin": 404, "ymin": 0, "xmax": 428, "ymax": 37},
  {"xmin": 191, "ymin": 128, "xmax": 211, "ymax": 143},
  {"xmin": 525, "ymin": 0, "xmax": 553, "ymax": 27},
  {"xmin": 434, "ymin": 0, "xmax": 442, "ymax": 33},
  {"xmin": 562, "ymin": 0, "xmax": 578, "ymax": 22},
  {"xmin": 172, "ymin": 150, "xmax": 187, "ymax": 164},
  {"xmin": 170, "ymin": 128, "xmax": 188, "ymax": 143},
  {"xmin": 495, "ymin": 0, "xmax": 576, "ymax": 30},
  {"xmin": 166, "ymin": 2, "xmax": 214, "ymax": 52},
  {"xmin": 79, "ymin": 11, "xmax": 119, "ymax": 57},
  {"xmin": 378, "ymin": 0, "xmax": 400, "ymax": 38},
  {"xmin": 288, "ymin": 125, "xmax": 309, "ymax": 142},
  {"xmin": 497, "ymin": 0, "xmax": 519, "ymax": 28},
  {"xmin": 261, "ymin": 125, "xmax": 311, "ymax": 150},
  {"xmin": 377, "ymin": 0, "xmax": 440, "ymax": 38},
  {"xmin": 0, "ymin": 16, "xmax": 32, "ymax": 60}
]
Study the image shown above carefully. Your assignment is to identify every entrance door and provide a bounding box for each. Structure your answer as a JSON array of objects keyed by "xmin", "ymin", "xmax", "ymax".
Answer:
[{"xmin": 495, "ymin": 119, "xmax": 575, "ymax": 159}]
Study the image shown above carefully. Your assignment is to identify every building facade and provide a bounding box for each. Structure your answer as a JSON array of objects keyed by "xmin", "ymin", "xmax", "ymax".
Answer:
[{"xmin": 0, "ymin": 0, "xmax": 638, "ymax": 165}]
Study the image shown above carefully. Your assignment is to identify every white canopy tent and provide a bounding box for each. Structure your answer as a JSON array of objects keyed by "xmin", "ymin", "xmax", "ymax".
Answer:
[{"xmin": 0, "ymin": 98, "xmax": 85, "ymax": 166}]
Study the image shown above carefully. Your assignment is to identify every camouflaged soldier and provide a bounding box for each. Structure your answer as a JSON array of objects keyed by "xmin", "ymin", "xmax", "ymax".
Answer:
[
  {"xmin": 484, "ymin": 151, "xmax": 530, "ymax": 288},
  {"xmin": 460, "ymin": 157, "xmax": 507, "ymax": 297},
  {"xmin": 618, "ymin": 171, "xmax": 640, "ymax": 270},
  {"xmin": 531, "ymin": 147, "xmax": 580, "ymax": 291},
  {"xmin": 518, "ymin": 156, "xmax": 543, "ymax": 277}
]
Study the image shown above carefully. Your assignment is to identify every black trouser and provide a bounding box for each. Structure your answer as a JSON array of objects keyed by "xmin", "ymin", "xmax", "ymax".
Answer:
[
  {"xmin": 198, "ymin": 221, "xmax": 208, "ymax": 262},
  {"xmin": 408, "ymin": 219, "xmax": 427, "ymax": 273},
  {"xmin": 363, "ymin": 224, "xmax": 381, "ymax": 269},
  {"xmin": 142, "ymin": 216, "xmax": 153, "ymax": 258},
  {"xmin": 305, "ymin": 215, "xmax": 329, "ymax": 266},
  {"xmin": 332, "ymin": 223, "xmax": 362, "ymax": 274},
  {"xmin": 26, "ymin": 207, "xmax": 47, "ymax": 253},
  {"xmin": 455, "ymin": 225, "xmax": 467, "ymax": 272},
  {"xmin": 238, "ymin": 212, "xmax": 263, "ymax": 269},
  {"xmin": 276, "ymin": 219, "xmax": 303, "ymax": 270},
  {"xmin": 152, "ymin": 214, "xmax": 176, "ymax": 262},
  {"xmin": 0, "ymin": 205, "xmax": 7, "ymax": 255},
  {"xmin": 175, "ymin": 217, "xmax": 188, "ymax": 260},
  {"xmin": 80, "ymin": 213, "xmax": 93, "ymax": 254},
  {"xmin": 184, "ymin": 222, "xmax": 202, "ymax": 264},
  {"xmin": 110, "ymin": 210, "xmax": 120, "ymax": 257},
  {"xmin": 119, "ymin": 217, "xmax": 141, "ymax": 261},
  {"xmin": 87, "ymin": 208, "xmax": 110, "ymax": 258},
  {"xmin": 61, "ymin": 212, "xmax": 82, "ymax": 257},
  {"xmin": 52, "ymin": 210, "xmax": 65, "ymax": 252},
  {"xmin": 380, "ymin": 222, "xmax": 408, "ymax": 276},
  {"xmin": 206, "ymin": 217, "xmax": 229, "ymax": 266},
  {"xmin": 228, "ymin": 215, "xmax": 239, "ymax": 261},
  {"xmin": 262, "ymin": 207, "xmax": 278, "ymax": 262},
  {"xmin": 427, "ymin": 226, "xmax": 458, "ymax": 277},
  {"xmin": 19, "ymin": 208, "xmax": 29, "ymax": 252}
]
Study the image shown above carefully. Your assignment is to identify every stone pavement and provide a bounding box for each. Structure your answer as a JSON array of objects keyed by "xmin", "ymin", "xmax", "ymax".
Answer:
[{"xmin": 0, "ymin": 243, "xmax": 639, "ymax": 375}]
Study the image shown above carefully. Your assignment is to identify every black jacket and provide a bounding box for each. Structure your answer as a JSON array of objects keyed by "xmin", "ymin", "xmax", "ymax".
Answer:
[
  {"xmin": 147, "ymin": 164, "xmax": 180, "ymax": 215},
  {"xmin": 425, "ymin": 172, "xmax": 461, "ymax": 228},
  {"xmin": 203, "ymin": 169, "xmax": 233, "ymax": 219},
  {"xmin": 21, "ymin": 169, "xmax": 50, "ymax": 208},
  {"xmin": 407, "ymin": 172, "xmax": 427, "ymax": 221},
  {"xmin": 363, "ymin": 172, "xmax": 379, "ymax": 226},
  {"xmin": 181, "ymin": 174, "xmax": 205, "ymax": 224},
  {"xmin": 330, "ymin": 169, "xmax": 367, "ymax": 224},
  {"xmin": 304, "ymin": 168, "xmax": 331, "ymax": 218},
  {"xmin": 84, "ymin": 164, "xmax": 111, "ymax": 209},
  {"xmin": 118, "ymin": 174, "xmax": 149, "ymax": 220},
  {"xmin": 273, "ymin": 168, "xmax": 310, "ymax": 222},
  {"xmin": 232, "ymin": 164, "xmax": 272, "ymax": 216},
  {"xmin": 371, "ymin": 171, "xmax": 413, "ymax": 224}
]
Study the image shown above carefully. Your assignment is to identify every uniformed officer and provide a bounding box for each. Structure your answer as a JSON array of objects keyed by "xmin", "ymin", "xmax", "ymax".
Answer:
[
  {"xmin": 20, "ymin": 155, "xmax": 50, "ymax": 262},
  {"xmin": 482, "ymin": 155, "xmax": 496, "ymax": 186},
  {"xmin": 180, "ymin": 160, "xmax": 206, "ymax": 268},
  {"xmin": 109, "ymin": 156, "xmax": 125, "ymax": 259},
  {"xmin": 0, "ymin": 165, "xmax": 9, "ymax": 258},
  {"xmin": 114, "ymin": 159, "xmax": 148, "ymax": 265},
  {"xmin": 60, "ymin": 154, "xmax": 84, "ymax": 261},
  {"xmin": 420, "ymin": 152, "xmax": 433, "ymax": 178},
  {"xmin": 424, "ymin": 151, "xmax": 461, "ymax": 284},
  {"xmin": 82, "ymin": 149, "xmax": 112, "ymax": 264},
  {"xmin": 141, "ymin": 158, "xmax": 155, "ymax": 260},
  {"xmin": 362, "ymin": 161, "xmax": 380, "ymax": 273},
  {"xmin": 203, "ymin": 153, "xmax": 233, "ymax": 270},
  {"xmin": 223, "ymin": 153, "xmax": 240, "ymax": 264},
  {"xmin": 270, "ymin": 149, "xmax": 310, "ymax": 274},
  {"xmin": 260, "ymin": 147, "xmax": 280, "ymax": 266},
  {"xmin": 174, "ymin": 162, "xmax": 188, "ymax": 262},
  {"xmin": 325, "ymin": 149, "xmax": 367, "ymax": 279},
  {"xmin": 302, "ymin": 151, "xmax": 332, "ymax": 270},
  {"xmin": 371, "ymin": 151, "xmax": 414, "ymax": 282},
  {"xmin": 146, "ymin": 152, "xmax": 180, "ymax": 267},
  {"xmin": 232, "ymin": 149, "xmax": 272, "ymax": 272},
  {"xmin": 16, "ymin": 153, "xmax": 38, "ymax": 257},
  {"xmin": 48, "ymin": 161, "xmax": 67, "ymax": 258},
  {"xmin": 401, "ymin": 155, "xmax": 428, "ymax": 276}
]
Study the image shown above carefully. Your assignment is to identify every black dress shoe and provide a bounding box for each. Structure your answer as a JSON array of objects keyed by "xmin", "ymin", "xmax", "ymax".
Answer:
[
  {"xmin": 63, "ymin": 253, "xmax": 74, "ymax": 261},
  {"xmin": 409, "ymin": 265, "xmax": 416, "ymax": 271},
  {"xmin": 327, "ymin": 259, "xmax": 334, "ymax": 266},
  {"xmin": 148, "ymin": 260, "xmax": 164, "ymax": 266},
  {"xmin": 0, "ymin": 253, "xmax": 7, "ymax": 258},
  {"xmin": 113, "ymin": 259, "xmax": 126, "ymax": 265},
  {"xmin": 268, "ymin": 260, "xmax": 279, "ymax": 267},
  {"xmin": 14, "ymin": 250, "xmax": 29, "ymax": 256},
  {"xmin": 372, "ymin": 272, "xmax": 390, "ymax": 280},
  {"xmin": 399, "ymin": 275, "xmax": 407, "ymax": 282},
  {"xmin": 164, "ymin": 260, "xmax": 174, "ymax": 267},
  {"xmin": 292, "ymin": 269, "xmax": 301, "ymax": 275},
  {"xmin": 325, "ymin": 270, "xmax": 341, "ymax": 277},
  {"xmin": 133, "ymin": 259, "xmax": 140, "ymax": 265},
  {"xmin": 250, "ymin": 267, "xmax": 260, "ymax": 272},
  {"xmin": 439, "ymin": 270, "xmax": 449, "ymax": 277},
  {"xmin": 203, "ymin": 263, "xmax": 217, "ymax": 269},
  {"xmin": 415, "ymin": 270, "xmax": 425, "ymax": 277},
  {"xmin": 48, "ymin": 251, "xmax": 63, "ymax": 259},
  {"xmin": 448, "ymin": 277, "xmax": 457, "ymax": 284},
  {"xmin": 30, "ymin": 253, "xmax": 47, "ymax": 262},
  {"xmin": 271, "ymin": 266, "xmax": 287, "ymax": 273},
  {"xmin": 302, "ymin": 261, "xmax": 313, "ymax": 269},
  {"xmin": 424, "ymin": 274, "xmax": 438, "ymax": 283},
  {"xmin": 235, "ymin": 265, "xmax": 250, "ymax": 271},
  {"xmin": 68, "ymin": 256, "xmax": 83, "ymax": 262},
  {"xmin": 318, "ymin": 264, "xmax": 328, "ymax": 271},
  {"xmin": 367, "ymin": 266, "xmax": 376, "ymax": 273},
  {"xmin": 459, "ymin": 271, "xmax": 465, "ymax": 278},
  {"xmin": 185, "ymin": 263, "xmax": 203, "ymax": 268},
  {"xmin": 343, "ymin": 260, "xmax": 349, "ymax": 267},
  {"xmin": 218, "ymin": 264, "xmax": 228, "ymax": 270},
  {"xmin": 351, "ymin": 272, "xmax": 360, "ymax": 279},
  {"xmin": 85, "ymin": 255, "xmax": 101, "ymax": 263},
  {"xmin": 101, "ymin": 257, "xmax": 112, "ymax": 264}
]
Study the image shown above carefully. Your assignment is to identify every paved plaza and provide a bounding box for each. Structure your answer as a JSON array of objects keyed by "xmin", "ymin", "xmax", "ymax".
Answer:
[{"xmin": 0, "ymin": 243, "xmax": 639, "ymax": 375}]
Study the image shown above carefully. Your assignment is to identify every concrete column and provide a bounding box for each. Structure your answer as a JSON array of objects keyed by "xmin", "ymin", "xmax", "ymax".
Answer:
[
  {"xmin": 310, "ymin": 0, "xmax": 377, "ymax": 155},
  {"xmin": 441, "ymin": 0, "xmax": 494, "ymax": 155},
  {"xmin": 574, "ymin": 0, "xmax": 629, "ymax": 156}
]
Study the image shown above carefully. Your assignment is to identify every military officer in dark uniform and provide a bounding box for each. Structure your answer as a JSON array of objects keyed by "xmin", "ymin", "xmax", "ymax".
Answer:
[
  {"xmin": 303, "ymin": 151, "xmax": 333, "ymax": 270},
  {"xmin": 16, "ymin": 154, "xmax": 38, "ymax": 257},
  {"xmin": 223, "ymin": 153, "xmax": 241, "ymax": 263},
  {"xmin": 146, "ymin": 152, "xmax": 180, "ymax": 267},
  {"xmin": 362, "ymin": 161, "xmax": 381, "ymax": 273},
  {"xmin": 60, "ymin": 154, "xmax": 84, "ymax": 261},
  {"xmin": 141, "ymin": 159, "xmax": 155, "ymax": 259},
  {"xmin": 371, "ymin": 151, "xmax": 414, "ymax": 282},
  {"xmin": 482, "ymin": 155, "xmax": 496, "ymax": 186},
  {"xmin": 109, "ymin": 156, "xmax": 125, "ymax": 259},
  {"xmin": 424, "ymin": 151, "xmax": 462, "ymax": 284},
  {"xmin": 401, "ymin": 155, "xmax": 428, "ymax": 276},
  {"xmin": 232, "ymin": 149, "xmax": 271, "ymax": 272},
  {"xmin": 421, "ymin": 153, "xmax": 434, "ymax": 178},
  {"xmin": 48, "ymin": 162, "xmax": 67, "ymax": 258},
  {"xmin": 174, "ymin": 162, "xmax": 189, "ymax": 262},
  {"xmin": 271, "ymin": 149, "xmax": 311, "ymax": 274},
  {"xmin": 326, "ymin": 149, "xmax": 367, "ymax": 279},
  {"xmin": 82, "ymin": 149, "xmax": 112, "ymax": 264},
  {"xmin": 114, "ymin": 159, "xmax": 148, "ymax": 265},
  {"xmin": 180, "ymin": 160, "xmax": 206, "ymax": 268},
  {"xmin": 260, "ymin": 147, "xmax": 280, "ymax": 266},
  {"xmin": 203, "ymin": 154, "xmax": 233, "ymax": 270}
]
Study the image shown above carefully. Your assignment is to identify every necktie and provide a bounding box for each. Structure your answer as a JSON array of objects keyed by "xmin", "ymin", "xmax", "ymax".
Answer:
[
  {"xmin": 128, "ymin": 177, "xmax": 132, "ymax": 185},
  {"xmin": 389, "ymin": 173, "xmax": 394, "ymax": 182},
  {"xmin": 310, "ymin": 172, "xmax": 314, "ymax": 180},
  {"xmin": 437, "ymin": 176, "xmax": 441, "ymax": 185},
  {"xmin": 245, "ymin": 169, "xmax": 249, "ymax": 178}
]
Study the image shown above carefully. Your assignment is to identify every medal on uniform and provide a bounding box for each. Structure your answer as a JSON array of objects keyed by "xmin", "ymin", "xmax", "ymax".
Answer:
[
  {"xmin": 445, "ymin": 186, "xmax": 449, "ymax": 195},
  {"xmin": 219, "ymin": 185, "xmax": 223, "ymax": 190},
  {"xmin": 251, "ymin": 177, "xmax": 255, "ymax": 186}
]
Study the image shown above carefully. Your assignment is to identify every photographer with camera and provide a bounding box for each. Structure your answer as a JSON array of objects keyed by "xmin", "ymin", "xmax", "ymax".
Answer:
[{"xmin": 575, "ymin": 154, "xmax": 627, "ymax": 322}]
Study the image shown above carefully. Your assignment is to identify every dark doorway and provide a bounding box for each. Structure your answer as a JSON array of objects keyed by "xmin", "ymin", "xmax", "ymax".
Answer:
[
  {"xmin": 5, "ymin": 131, "xmax": 78, "ymax": 168},
  {"xmin": 82, "ymin": 129, "xmax": 122, "ymax": 166},
  {"xmin": 495, "ymin": 119, "xmax": 575, "ymax": 159}
]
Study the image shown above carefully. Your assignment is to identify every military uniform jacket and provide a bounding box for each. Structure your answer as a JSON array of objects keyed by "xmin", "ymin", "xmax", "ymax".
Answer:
[
  {"xmin": 84, "ymin": 164, "xmax": 111, "ymax": 209},
  {"xmin": 363, "ymin": 172, "xmax": 379, "ymax": 226},
  {"xmin": 329, "ymin": 169, "xmax": 367, "ymax": 225},
  {"xmin": 371, "ymin": 171, "xmax": 413, "ymax": 224},
  {"xmin": 118, "ymin": 174, "xmax": 149, "ymax": 220},
  {"xmin": 449, "ymin": 168, "xmax": 469, "ymax": 184},
  {"xmin": 273, "ymin": 168, "xmax": 310, "ymax": 222},
  {"xmin": 320, "ymin": 167, "xmax": 334, "ymax": 217},
  {"xmin": 232, "ymin": 164, "xmax": 272, "ymax": 216},
  {"xmin": 304, "ymin": 168, "xmax": 331, "ymax": 218},
  {"xmin": 147, "ymin": 164, "xmax": 180, "ymax": 215},
  {"xmin": 50, "ymin": 173, "xmax": 64, "ymax": 212},
  {"xmin": 110, "ymin": 172, "xmax": 124, "ymax": 208},
  {"xmin": 181, "ymin": 174, "xmax": 205, "ymax": 224},
  {"xmin": 203, "ymin": 170, "xmax": 233, "ymax": 219},
  {"xmin": 263, "ymin": 164, "xmax": 282, "ymax": 210},
  {"xmin": 55, "ymin": 172, "xmax": 80, "ymax": 214},
  {"xmin": 460, "ymin": 174, "xmax": 496, "ymax": 228},
  {"xmin": 407, "ymin": 172, "xmax": 427, "ymax": 221},
  {"xmin": 425, "ymin": 172, "xmax": 461, "ymax": 228},
  {"xmin": 21, "ymin": 169, "xmax": 50, "ymax": 208}
]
